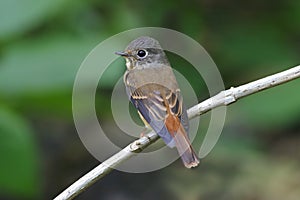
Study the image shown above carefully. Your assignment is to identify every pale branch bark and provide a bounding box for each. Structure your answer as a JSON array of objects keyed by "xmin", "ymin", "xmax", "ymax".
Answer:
[
  {"xmin": 188, "ymin": 65, "xmax": 300, "ymax": 119},
  {"xmin": 54, "ymin": 65, "xmax": 300, "ymax": 200}
]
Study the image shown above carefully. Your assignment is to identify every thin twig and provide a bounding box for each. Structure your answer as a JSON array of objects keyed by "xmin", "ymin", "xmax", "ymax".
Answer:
[{"xmin": 54, "ymin": 65, "xmax": 300, "ymax": 200}]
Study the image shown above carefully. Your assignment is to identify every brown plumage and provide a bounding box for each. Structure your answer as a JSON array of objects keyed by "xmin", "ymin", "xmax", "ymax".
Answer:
[{"xmin": 116, "ymin": 36, "xmax": 200, "ymax": 168}]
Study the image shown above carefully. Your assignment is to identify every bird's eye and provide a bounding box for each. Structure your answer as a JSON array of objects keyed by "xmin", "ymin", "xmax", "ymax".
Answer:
[{"xmin": 137, "ymin": 49, "xmax": 147, "ymax": 58}]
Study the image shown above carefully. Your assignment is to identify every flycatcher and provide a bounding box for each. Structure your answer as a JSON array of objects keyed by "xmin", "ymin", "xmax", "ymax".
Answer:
[{"xmin": 116, "ymin": 36, "xmax": 199, "ymax": 168}]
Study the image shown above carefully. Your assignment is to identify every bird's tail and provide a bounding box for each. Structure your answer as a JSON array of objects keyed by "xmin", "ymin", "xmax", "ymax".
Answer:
[{"xmin": 173, "ymin": 124, "xmax": 200, "ymax": 168}]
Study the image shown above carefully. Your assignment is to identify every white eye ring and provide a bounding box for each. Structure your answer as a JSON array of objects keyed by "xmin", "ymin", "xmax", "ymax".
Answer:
[{"xmin": 136, "ymin": 49, "xmax": 148, "ymax": 58}]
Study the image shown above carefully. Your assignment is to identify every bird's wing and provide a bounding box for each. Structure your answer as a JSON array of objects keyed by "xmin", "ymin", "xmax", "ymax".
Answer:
[{"xmin": 127, "ymin": 83, "xmax": 189, "ymax": 147}]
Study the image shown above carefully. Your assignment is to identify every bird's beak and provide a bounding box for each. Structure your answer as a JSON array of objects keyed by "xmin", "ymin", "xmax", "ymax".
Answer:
[{"xmin": 115, "ymin": 51, "xmax": 129, "ymax": 57}]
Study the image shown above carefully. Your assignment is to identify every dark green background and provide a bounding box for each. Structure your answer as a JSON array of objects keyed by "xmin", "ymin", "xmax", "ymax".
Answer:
[{"xmin": 0, "ymin": 0, "xmax": 300, "ymax": 199}]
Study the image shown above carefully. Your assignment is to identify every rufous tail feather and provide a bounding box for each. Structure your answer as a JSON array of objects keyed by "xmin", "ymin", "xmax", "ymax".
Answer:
[{"xmin": 173, "ymin": 124, "xmax": 200, "ymax": 168}]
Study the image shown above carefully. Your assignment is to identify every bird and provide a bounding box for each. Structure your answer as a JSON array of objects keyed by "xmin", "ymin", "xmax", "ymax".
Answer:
[{"xmin": 115, "ymin": 36, "xmax": 199, "ymax": 168}]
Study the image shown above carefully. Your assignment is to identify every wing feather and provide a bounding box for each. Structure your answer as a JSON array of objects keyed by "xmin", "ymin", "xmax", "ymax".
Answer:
[{"xmin": 127, "ymin": 83, "xmax": 189, "ymax": 147}]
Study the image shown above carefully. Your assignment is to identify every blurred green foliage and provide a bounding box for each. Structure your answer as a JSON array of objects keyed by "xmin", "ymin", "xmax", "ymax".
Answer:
[
  {"xmin": 0, "ymin": 107, "xmax": 39, "ymax": 198},
  {"xmin": 0, "ymin": 0, "xmax": 299, "ymax": 199}
]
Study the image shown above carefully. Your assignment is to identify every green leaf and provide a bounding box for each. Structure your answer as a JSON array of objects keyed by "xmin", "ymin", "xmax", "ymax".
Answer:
[
  {"xmin": 0, "ymin": 0, "xmax": 70, "ymax": 39},
  {"xmin": 0, "ymin": 107, "xmax": 40, "ymax": 198},
  {"xmin": 0, "ymin": 33, "xmax": 99, "ymax": 97}
]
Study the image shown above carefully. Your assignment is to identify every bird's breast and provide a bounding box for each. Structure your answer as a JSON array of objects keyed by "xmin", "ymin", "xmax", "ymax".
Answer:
[{"xmin": 124, "ymin": 65, "xmax": 179, "ymax": 91}]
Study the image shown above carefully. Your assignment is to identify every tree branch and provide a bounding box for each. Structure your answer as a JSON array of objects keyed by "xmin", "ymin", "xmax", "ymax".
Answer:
[{"xmin": 54, "ymin": 65, "xmax": 300, "ymax": 200}]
